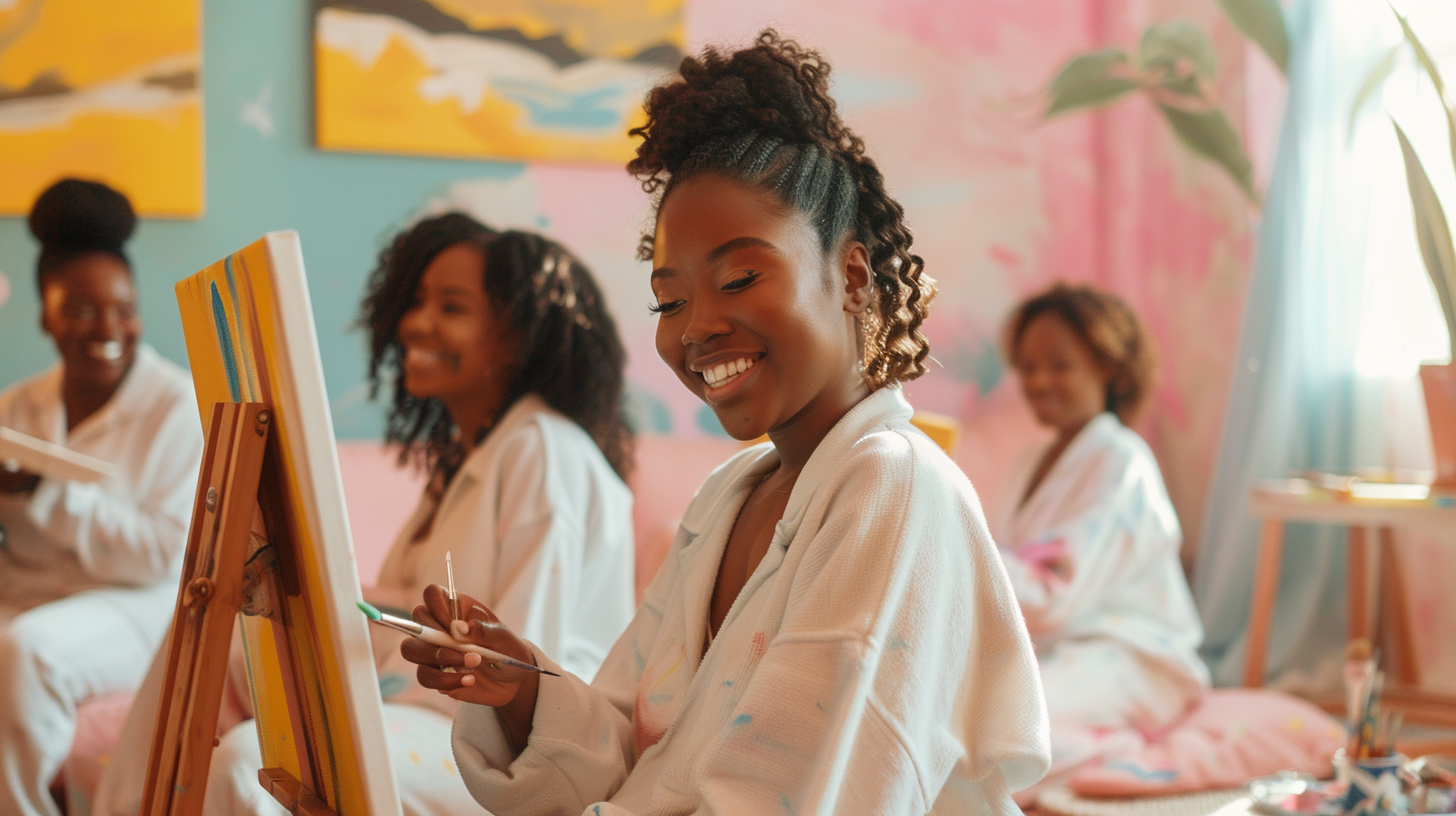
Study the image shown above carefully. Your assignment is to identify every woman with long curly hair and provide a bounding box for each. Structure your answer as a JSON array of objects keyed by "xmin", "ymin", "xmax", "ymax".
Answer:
[
  {"xmin": 95, "ymin": 214, "xmax": 637, "ymax": 816},
  {"xmin": 996, "ymin": 283, "xmax": 1206, "ymax": 796},
  {"xmin": 402, "ymin": 32, "xmax": 1050, "ymax": 815}
]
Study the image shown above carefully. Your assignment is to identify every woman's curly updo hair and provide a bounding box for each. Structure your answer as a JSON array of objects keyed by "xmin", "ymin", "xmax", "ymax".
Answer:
[
  {"xmin": 627, "ymin": 29, "xmax": 936, "ymax": 387},
  {"xmin": 360, "ymin": 212, "xmax": 634, "ymax": 490},
  {"xmin": 29, "ymin": 178, "xmax": 137, "ymax": 288},
  {"xmin": 1002, "ymin": 282, "xmax": 1158, "ymax": 425}
]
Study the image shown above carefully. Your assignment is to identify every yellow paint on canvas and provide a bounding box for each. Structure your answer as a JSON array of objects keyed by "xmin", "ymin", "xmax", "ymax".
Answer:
[
  {"xmin": 0, "ymin": 0, "xmax": 196, "ymax": 87},
  {"xmin": 175, "ymin": 240, "xmax": 381, "ymax": 814},
  {"xmin": 0, "ymin": 0, "xmax": 202, "ymax": 216},
  {"xmin": 0, "ymin": 107, "xmax": 201, "ymax": 216},
  {"xmin": 316, "ymin": 35, "xmax": 646, "ymax": 163},
  {"xmin": 239, "ymin": 618, "xmax": 309, "ymax": 790},
  {"xmin": 423, "ymin": 0, "xmax": 683, "ymax": 60}
]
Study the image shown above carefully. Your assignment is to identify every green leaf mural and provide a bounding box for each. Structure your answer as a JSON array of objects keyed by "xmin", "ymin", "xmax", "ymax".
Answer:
[
  {"xmin": 1046, "ymin": 49, "xmax": 1139, "ymax": 116},
  {"xmin": 1157, "ymin": 103, "xmax": 1258, "ymax": 203},
  {"xmin": 1139, "ymin": 21, "xmax": 1218, "ymax": 80},
  {"xmin": 1042, "ymin": 3, "xmax": 1281, "ymax": 206},
  {"xmin": 1216, "ymin": 0, "xmax": 1289, "ymax": 74}
]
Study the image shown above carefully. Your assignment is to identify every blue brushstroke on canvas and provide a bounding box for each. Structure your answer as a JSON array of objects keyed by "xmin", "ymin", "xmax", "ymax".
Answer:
[
  {"xmin": 492, "ymin": 80, "xmax": 627, "ymax": 130},
  {"xmin": 211, "ymin": 282, "xmax": 242, "ymax": 402}
]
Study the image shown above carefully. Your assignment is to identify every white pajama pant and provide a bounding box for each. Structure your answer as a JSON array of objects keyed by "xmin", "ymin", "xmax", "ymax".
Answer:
[
  {"xmin": 1017, "ymin": 639, "xmax": 1202, "ymax": 804},
  {"xmin": 92, "ymin": 631, "xmax": 486, "ymax": 816},
  {"xmin": 0, "ymin": 580, "xmax": 175, "ymax": 816},
  {"xmin": 200, "ymin": 705, "xmax": 486, "ymax": 816}
]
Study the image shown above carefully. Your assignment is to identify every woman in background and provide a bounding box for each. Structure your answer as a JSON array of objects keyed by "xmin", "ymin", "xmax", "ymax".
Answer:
[
  {"xmin": 0, "ymin": 179, "xmax": 203, "ymax": 816},
  {"xmin": 996, "ymin": 282, "xmax": 1207, "ymax": 791},
  {"xmin": 403, "ymin": 32, "xmax": 1049, "ymax": 816},
  {"xmin": 95, "ymin": 214, "xmax": 636, "ymax": 816}
]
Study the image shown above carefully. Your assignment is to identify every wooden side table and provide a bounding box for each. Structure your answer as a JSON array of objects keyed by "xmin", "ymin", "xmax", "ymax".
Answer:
[{"xmin": 1245, "ymin": 480, "xmax": 1456, "ymax": 733}]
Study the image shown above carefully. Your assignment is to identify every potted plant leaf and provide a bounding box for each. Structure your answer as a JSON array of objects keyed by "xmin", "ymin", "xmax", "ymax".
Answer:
[{"xmin": 1386, "ymin": 10, "xmax": 1456, "ymax": 487}]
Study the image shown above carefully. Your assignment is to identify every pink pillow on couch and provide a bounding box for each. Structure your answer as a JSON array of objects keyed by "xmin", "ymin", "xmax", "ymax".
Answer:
[
  {"xmin": 1068, "ymin": 688, "xmax": 1345, "ymax": 797},
  {"xmin": 62, "ymin": 691, "xmax": 136, "ymax": 814}
]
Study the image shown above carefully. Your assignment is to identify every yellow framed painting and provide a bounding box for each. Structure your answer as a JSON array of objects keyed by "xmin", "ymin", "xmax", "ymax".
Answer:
[
  {"xmin": 0, "ymin": 0, "xmax": 204, "ymax": 217},
  {"xmin": 313, "ymin": 0, "xmax": 683, "ymax": 163}
]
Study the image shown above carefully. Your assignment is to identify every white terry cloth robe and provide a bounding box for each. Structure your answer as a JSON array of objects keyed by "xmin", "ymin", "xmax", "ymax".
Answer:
[
  {"xmin": 0, "ymin": 343, "xmax": 204, "ymax": 816},
  {"xmin": 92, "ymin": 393, "xmax": 635, "ymax": 816},
  {"xmin": 453, "ymin": 387, "xmax": 1051, "ymax": 816},
  {"xmin": 992, "ymin": 412, "xmax": 1208, "ymax": 786}
]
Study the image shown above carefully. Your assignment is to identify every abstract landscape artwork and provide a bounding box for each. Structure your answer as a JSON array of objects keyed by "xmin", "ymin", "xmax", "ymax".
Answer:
[
  {"xmin": 0, "ymin": 0, "xmax": 203, "ymax": 216},
  {"xmin": 313, "ymin": 0, "xmax": 683, "ymax": 163}
]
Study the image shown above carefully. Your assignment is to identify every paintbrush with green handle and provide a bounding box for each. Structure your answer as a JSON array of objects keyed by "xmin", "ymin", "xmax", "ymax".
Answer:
[{"xmin": 356, "ymin": 600, "xmax": 559, "ymax": 677}]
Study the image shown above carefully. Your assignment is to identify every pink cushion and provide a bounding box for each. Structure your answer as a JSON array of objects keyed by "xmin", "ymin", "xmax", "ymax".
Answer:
[
  {"xmin": 627, "ymin": 434, "xmax": 740, "ymax": 598},
  {"xmin": 1068, "ymin": 688, "xmax": 1346, "ymax": 797},
  {"xmin": 62, "ymin": 692, "xmax": 136, "ymax": 812},
  {"xmin": 336, "ymin": 441, "xmax": 427, "ymax": 587},
  {"xmin": 338, "ymin": 435, "xmax": 741, "ymax": 597}
]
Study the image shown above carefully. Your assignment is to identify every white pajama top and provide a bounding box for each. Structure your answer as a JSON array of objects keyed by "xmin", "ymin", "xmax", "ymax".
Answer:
[
  {"xmin": 0, "ymin": 343, "xmax": 203, "ymax": 606},
  {"xmin": 371, "ymin": 394, "xmax": 636, "ymax": 713},
  {"xmin": 453, "ymin": 387, "xmax": 1051, "ymax": 816},
  {"xmin": 993, "ymin": 413, "xmax": 1208, "ymax": 690}
]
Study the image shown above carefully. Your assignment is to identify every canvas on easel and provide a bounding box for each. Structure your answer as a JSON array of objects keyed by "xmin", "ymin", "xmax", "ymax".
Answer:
[{"xmin": 143, "ymin": 231, "xmax": 400, "ymax": 815}]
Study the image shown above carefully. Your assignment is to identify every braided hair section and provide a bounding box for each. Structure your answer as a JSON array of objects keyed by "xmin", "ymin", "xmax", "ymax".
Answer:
[{"xmin": 628, "ymin": 30, "xmax": 936, "ymax": 387}]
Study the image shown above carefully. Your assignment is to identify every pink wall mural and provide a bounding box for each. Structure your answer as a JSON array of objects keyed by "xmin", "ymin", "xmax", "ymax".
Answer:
[{"xmin": 436, "ymin": 0, "xmax": 1267, "ymax": 561}]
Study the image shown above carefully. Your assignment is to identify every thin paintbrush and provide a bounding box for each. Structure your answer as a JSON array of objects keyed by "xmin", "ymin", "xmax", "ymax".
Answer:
[
  {"xmin": 357, "ymin": 600, "xmax": 559, "ymax": 676},
  {"xmin": 446, "ymin": 551, "xmax": 459, "ymax": 623}
]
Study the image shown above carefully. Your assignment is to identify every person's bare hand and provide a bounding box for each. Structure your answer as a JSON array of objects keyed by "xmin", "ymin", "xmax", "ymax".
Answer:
[
  {"xmin": 400, "ymin": 584, "xmax": 542, "ymax": 752},
  {"xmin": 400, "ymin": 584, "xmax": 540, "ymax": 709}
]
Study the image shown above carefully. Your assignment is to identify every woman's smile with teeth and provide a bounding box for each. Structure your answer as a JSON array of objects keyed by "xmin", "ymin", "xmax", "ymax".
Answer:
[
  {"xmin": 405, "ymin": 347, "xmax": 459, "ymax": 369},
  {"xmin": 87, "ymin": 340, "xmax": 123, "ymax": 361},
  {"xmin": 700, "ymin": 357, "xmax": 757, "ymax": 388}
]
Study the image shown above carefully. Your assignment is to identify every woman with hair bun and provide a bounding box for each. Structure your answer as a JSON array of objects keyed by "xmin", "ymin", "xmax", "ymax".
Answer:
[
  {"xmin": 996, "ymin": 283, "xmax": 1207, "ymax": 793},
  {"xmin": 0, "ymin": 178, "xmax": 203, "ymax": 816},
  {"xmin": 402, "ymin": 31, "xmax": 1050, "ymax": 816}
]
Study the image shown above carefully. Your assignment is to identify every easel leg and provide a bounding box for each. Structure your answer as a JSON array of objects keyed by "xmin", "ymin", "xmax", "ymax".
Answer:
[
  {"xmin": 141, "ymin": 403, "xmax": 271, "ymax": 816},
  {"xmin": 258, "ymin": 768, "xmax": 338, "ymax": 816},
  {"xmin": 1377, "ymin": 526, "xmax": 1421, "ymax": 686},
  {"xmin": 1348, "ymin": 526, "xmax": 1372, "ymax": 645},
  {"xmin": 1245, "ymin": 520, "xmax": 1285, "ymax": 687}
]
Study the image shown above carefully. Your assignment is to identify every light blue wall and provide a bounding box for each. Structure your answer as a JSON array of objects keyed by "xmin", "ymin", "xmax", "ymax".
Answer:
[{"xmin": 0, "ymin": 0, "xmax": 527, "ymax": 439}]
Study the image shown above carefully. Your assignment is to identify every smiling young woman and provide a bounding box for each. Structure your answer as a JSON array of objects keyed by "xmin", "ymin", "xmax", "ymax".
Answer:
[
  {"xmin": 0, "ymin": 179, "xmax": 204, "ymax": 816},
  {"xmin": 994, "ymin": 283, "xmax": 1207, "ymax": 798},
  {"xmin": 394, "ymin": 241, "xmax": 520, "ymax": 437},
  {"xmin": 93, "ymin": 214, "xmax": 638, "ymax": 816},
  {"xmin": 404, "ymin": 31, "xmax": 1052, "ymax": 816}
]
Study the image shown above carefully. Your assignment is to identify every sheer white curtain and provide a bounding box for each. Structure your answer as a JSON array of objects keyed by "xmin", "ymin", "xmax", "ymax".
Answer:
[{"xmin": 1192, "ymin": 0, "xmax": 1450, "ymax": 696}]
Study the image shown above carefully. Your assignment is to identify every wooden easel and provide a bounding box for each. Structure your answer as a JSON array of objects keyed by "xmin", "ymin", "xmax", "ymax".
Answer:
[{"xmin": 139, "ymin": 401, "xmax": 340, "ymax": 816}]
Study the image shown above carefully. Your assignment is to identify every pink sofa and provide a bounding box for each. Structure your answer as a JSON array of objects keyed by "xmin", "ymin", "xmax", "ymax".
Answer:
[
  {"xmin": 62, "ymin": 433, "xmax": 742, "ymax": 812},
  {"xmin": 339, "ymin": 434, "xmax": 741, "ymax": 596}
]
